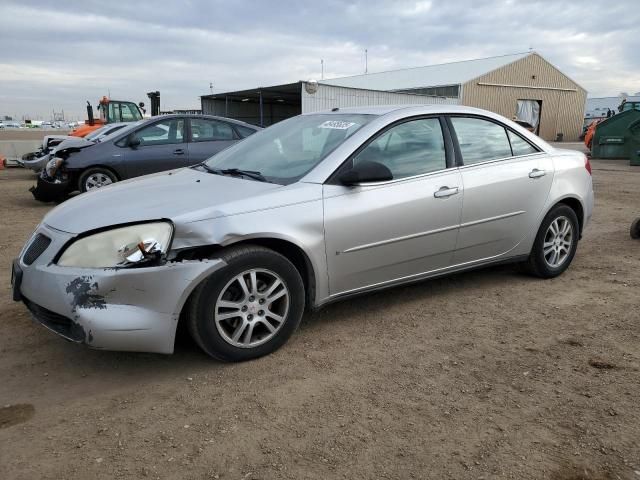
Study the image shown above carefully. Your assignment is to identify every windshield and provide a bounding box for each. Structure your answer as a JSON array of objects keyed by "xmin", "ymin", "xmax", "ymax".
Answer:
[
  {"xmin": 84, "ymin": 125, "xmax": 110, "ymax": 141},
  {"xmin": 204, "ymin": 114, "xmax": 374, "ymax": 185}
]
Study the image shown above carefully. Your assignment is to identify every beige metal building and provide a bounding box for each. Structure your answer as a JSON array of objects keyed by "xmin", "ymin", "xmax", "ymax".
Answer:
[{"xmin": 324, "ymin": 52, "xmax": 587, "ymax": 142}]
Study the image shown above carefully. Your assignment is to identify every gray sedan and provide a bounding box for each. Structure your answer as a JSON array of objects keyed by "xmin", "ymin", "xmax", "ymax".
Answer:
[
  {"xmin": 13, "ymin": 105, "xmax": 593, "ymax": 361},
  {"xmin": 30, "ymin": 114, "xmax": 259, "ymax": 201}
]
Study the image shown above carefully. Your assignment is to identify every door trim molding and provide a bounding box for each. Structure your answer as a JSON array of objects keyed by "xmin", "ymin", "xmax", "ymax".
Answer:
[
  {"xmin": 339, "ymin": 210, "xmax": 525, "ymax": 255},
  {"xmin": 339, "ymin": 223, "xmax": 459, "ymax": 255},
  {"xmin": 459, "ymin": 210, "xmax": 526, "ymax": 229}
]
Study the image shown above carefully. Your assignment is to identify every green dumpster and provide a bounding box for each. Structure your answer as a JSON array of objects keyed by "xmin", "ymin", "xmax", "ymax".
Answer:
[
  {"xmin": 592, "ymin": 109, "xmax": 640, "ymax": 159},
  {"xmin": 629, "ymin": 119, "xmax": 640, "ymax": 166}
]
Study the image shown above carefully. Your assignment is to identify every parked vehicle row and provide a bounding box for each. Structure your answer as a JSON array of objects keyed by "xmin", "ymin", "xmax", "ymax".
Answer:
[
  {"xmin": 12, "ymin": 105, "xmax": 594, "ymax": 362},
  {"xmin": 20, "ymin": 123, "xmax": 130, "ymax": 172},
  {"xmin": 30, "ymin": 114, "xmax": 260, "ymax": 201}
]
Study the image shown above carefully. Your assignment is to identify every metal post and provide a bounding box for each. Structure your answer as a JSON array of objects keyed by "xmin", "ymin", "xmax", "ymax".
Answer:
[
  {"xmin": 259, "ymin": 91, "xmax": 263, "ymax": 127},
  {"xmin": 225, "ymin": 95, "xmax": 228, "ymax": 116}
]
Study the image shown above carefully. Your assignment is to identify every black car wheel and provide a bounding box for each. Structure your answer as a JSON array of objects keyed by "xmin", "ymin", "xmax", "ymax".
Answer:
[
  {"xmin": 631, "ymin": 217, "xmax": 640, "ymax": 239},
  {"xmin": 525, "ymin": 204, "xmax": 580, "ymax": 278},
  {"xmin": 186, "ymin": 245, "xmax": 305, "ymax": 362}
]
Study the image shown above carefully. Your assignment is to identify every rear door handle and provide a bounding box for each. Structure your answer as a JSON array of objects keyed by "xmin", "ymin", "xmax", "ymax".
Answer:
[
  {"xmin": 434, "ymin": 186, "xmax": 459, "ymax": 198},
  {"xmin": 173, "ymin": 149, "xmax": 185, "ymax": 155},
  {"xmin": 529, "ymin": 168, "xmax": 546, "ymax": 178}
]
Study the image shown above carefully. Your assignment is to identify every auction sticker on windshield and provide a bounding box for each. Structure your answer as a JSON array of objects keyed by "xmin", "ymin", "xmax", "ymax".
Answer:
[{"xmin": 319, "ymin": 121, "xmax": 356, "ymax": 130}]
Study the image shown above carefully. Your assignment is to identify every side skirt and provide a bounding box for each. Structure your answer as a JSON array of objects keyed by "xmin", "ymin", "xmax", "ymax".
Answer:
[{"xmin": 312, "ymin": 254, "xmax": 530, "ymax": 311}]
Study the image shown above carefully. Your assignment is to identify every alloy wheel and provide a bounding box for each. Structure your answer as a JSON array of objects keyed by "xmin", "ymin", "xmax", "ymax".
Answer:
[
  {"xmin": 214, "ymin": 268, "xmax": 290, "ymax": 348},
  {"xmin": 543, "ymin": 216, "xmax": 573, "ymax": 268},
  {"xmin": 85, "ymin": 173, "xmax": 113, "ymax": 190}
]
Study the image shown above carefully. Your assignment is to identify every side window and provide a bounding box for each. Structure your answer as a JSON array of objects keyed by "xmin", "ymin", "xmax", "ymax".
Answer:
[
  {"xmin": 508, "ymin": 130, "xmax": 538, "ymax": 156},
  {"xmin": 136, "ymin": 119, "xmax": 185, "ymax": 146},
  {"xmin": 353, "ymin": 118, "xmax": 446, "ymax": 179},
  {"xmin": 108, "ymin": 103, "xmax": 122, "ymax": 122},
  {"xmin": 235, "ymin": 125, "xmax": 257, "ymax": 138},
  {"xmin": 190, "ymin": 119, "xmax": 234, "ymax": 142},
  {"xmin": 451, "ymin": 117, "xmax": 512, "ymax": 164}
]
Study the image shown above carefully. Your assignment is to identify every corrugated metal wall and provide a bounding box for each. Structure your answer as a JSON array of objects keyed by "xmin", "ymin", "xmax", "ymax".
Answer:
[
  {"xmin": 302, "ymin": 83, "xmax": 458, "ymax": 113},
  {"xmin": 461, "ymin": 53, "xmax": 587, "ymax": 141}
]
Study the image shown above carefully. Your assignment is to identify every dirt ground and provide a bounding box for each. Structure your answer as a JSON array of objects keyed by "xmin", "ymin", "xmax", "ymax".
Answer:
[{"xmin": 0, "ymin": 160, "xmax": 639, "ymax": 480}]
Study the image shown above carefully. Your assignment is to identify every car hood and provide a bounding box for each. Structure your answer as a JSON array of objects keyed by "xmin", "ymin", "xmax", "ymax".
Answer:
[
  {"xmin": 54, "ymin": 137, "xmax": 94, "ymax": 154},
  {"xmin": 43, "ymin": 135, "xmax": 73, "ymax": 149},
  {"xmin": 42, "ymin": 167, "xmax": 314, "ymax": 234}
]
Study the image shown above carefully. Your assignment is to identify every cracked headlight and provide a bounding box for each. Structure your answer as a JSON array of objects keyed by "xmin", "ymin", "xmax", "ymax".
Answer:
[
  {"xmin": 45, "ymin": 157, "xmax": 64, "ymax": 177},
  {"xmin": 57, "ymin": 222, "xmax": 173, "ymax": 268}
]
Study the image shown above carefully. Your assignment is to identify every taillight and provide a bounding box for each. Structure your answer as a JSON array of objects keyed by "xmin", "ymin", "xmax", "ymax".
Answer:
[{"xmin": 585, "ymin": 156, "xmax": 592, "ymax": 175}]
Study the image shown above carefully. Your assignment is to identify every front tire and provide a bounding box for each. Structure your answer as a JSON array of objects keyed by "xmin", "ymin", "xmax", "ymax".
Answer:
[
  {"xmin": 78, "ymin": 167, "xmax": 117, "ymax": 193},
  {"xmin": 525, "ymin": 204, "xmax": 579, "ymax": 278},
  {"xmin": 186, "ymin": 245, "xmax": 305, "ymax": 362}
]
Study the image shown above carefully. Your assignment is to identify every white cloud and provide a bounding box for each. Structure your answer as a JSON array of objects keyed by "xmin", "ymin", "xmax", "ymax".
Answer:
[{"xmin": 0, "ymin": 0, "xmax": 638, "ymax": 119}]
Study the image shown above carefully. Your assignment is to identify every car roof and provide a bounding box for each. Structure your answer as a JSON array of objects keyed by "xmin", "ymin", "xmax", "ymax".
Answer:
[
  {"xmin": 150, "ymin": 113, "xmax": 260, "ymax": 129},
  {"xmin": 304, "ymin": 104, "xmax": 502, "ymax": 117}
]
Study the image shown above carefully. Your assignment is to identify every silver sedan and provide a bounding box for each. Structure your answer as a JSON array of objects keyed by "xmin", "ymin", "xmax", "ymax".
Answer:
[{"xmin": 12, "ymin": 105, "xmax": 594, "ymax": 361}]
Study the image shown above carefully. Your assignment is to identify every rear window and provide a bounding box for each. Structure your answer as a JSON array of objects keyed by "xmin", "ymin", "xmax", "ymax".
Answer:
[
  {"xmin": 235, "ymin": 125, "xmax": 257, "ymax": 138},
  {"xmin": 190, "ymin": 118, "xmax": 234, "ymax": 142},
  {"xmin": 508, "ymin": 130, "xmax": 538, "ymax": 156},
  {"xmin": 451, "ymin": 117, "xmax": 512, "ymax": 164}
]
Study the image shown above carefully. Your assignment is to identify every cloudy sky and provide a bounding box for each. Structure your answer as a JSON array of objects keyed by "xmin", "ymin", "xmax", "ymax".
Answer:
[{"xmin": 0, "ymin": 0, "xmax": 638, "ymax": 119}]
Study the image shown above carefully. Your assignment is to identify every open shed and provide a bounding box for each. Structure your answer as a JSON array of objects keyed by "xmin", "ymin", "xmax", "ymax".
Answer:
[{"xmin": 201, "ymin": 82, "xmax": 456, "ymax": 127}]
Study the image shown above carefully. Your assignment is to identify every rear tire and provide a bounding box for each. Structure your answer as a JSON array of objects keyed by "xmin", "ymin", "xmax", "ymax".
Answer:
[
  {"xmin": 78, "ymin": 167, "xmax": 118, "ymax": 193},
  {"xmin": 631, "ymin": 217, "xmax": 640, "ymax": 239},
  {"xmin": 525, "ymin": 204, "xmax": 579, "ymax": 278},
  {"xmin": 186, "ymin": 245, "xmax": 305, "ymax": 362}
]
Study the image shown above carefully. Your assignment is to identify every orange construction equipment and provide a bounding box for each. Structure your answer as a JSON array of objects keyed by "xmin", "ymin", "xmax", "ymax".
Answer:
[
  {"xmin": 584, "ymin": 119, "xmax": 601, "ymax": 150},
  {"xmin": 70, "ymin": 96, "xmax": 145, "ymax": 137}
]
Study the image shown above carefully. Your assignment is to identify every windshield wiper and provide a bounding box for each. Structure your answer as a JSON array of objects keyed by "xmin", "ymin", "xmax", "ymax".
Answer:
[
  {"xmin": 219, "ymin": 168, "xmax": 268, "ymax": 182},
  {"xmin": 195, "ymin": 163, "xmax": 218, "ymax": 174},
  {"xmin": 194, "ymin": 164, "xmax": 269, "ymax": 182}
]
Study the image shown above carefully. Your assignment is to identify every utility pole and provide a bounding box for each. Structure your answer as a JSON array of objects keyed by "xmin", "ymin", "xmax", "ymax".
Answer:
[
  {"xmin": 321, "ymin": 59, "xmax": 324, "ymax": 80},
  {"xmin": 209, "ymin": 82, "xmax": 213, "ymax": 94},
  {"xmin": 365, "ymin": 49, "xmax": 368, "ymax": 74}
]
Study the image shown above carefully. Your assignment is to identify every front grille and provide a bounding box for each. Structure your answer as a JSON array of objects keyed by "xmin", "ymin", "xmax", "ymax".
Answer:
[
  {"xmin": 22, "ymin": 233, "xmax": 51, "ymax": 265},
  {"xmin": 23, "ymin": 297, "xmax": 85, "ymax": 342}
]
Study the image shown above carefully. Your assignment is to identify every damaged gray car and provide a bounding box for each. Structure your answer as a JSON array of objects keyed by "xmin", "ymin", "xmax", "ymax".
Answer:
[{"xmin": 12, "ymin": 105, "xmax": 593, "ymax": 361}]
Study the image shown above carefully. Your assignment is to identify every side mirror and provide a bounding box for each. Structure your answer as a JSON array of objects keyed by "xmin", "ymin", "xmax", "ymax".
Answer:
[
  {"xmin": 339, "ymin": 161, "xmax": 393, "ymax": 186},
  {"xmin": 128, "ymin": 135, "xmax": 141, "ymax": 148}
]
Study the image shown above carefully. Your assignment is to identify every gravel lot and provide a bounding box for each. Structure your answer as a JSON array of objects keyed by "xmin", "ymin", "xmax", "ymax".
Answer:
[{"xmin": 0, "ymin": 160, "xmax": 639, "ymax": 480}]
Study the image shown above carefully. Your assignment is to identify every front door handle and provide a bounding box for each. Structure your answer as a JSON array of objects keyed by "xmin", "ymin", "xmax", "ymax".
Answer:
[
  {"xmin": 434, "ymin": 186, "xmax": 459, "ymax": 198},
  {"xmin": 529, "ymin": 168, "xmax": 546, "ymax": 178},
  {"xmin": 173, "ymin": 149, "xmax": 185, "ymax": 155}
]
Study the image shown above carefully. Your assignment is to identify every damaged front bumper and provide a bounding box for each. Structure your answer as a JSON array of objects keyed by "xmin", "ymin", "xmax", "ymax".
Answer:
[
  {"xmin": 22, "ymin": 153, "xmax": 50, "ymax": 172},
  {"xmin": 14, "ymin": 224, "xmax": 226, "ymax": 354},
  {"xmin": 30, "ymin": 172, "xmax": 71, "ymax": 202}
]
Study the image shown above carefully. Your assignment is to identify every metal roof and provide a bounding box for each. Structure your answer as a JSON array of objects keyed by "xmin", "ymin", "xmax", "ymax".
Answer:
[
  {"xmin": 585, "ymin": 95, "xmax": 640, "ymax": 117},
  {"xmin": 201, "ymin": 82, "xmax": 301, "ymax": 105},
  {"xmin": 322, "ymin": 52, "xmax": 531, "ymax": 91}
]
